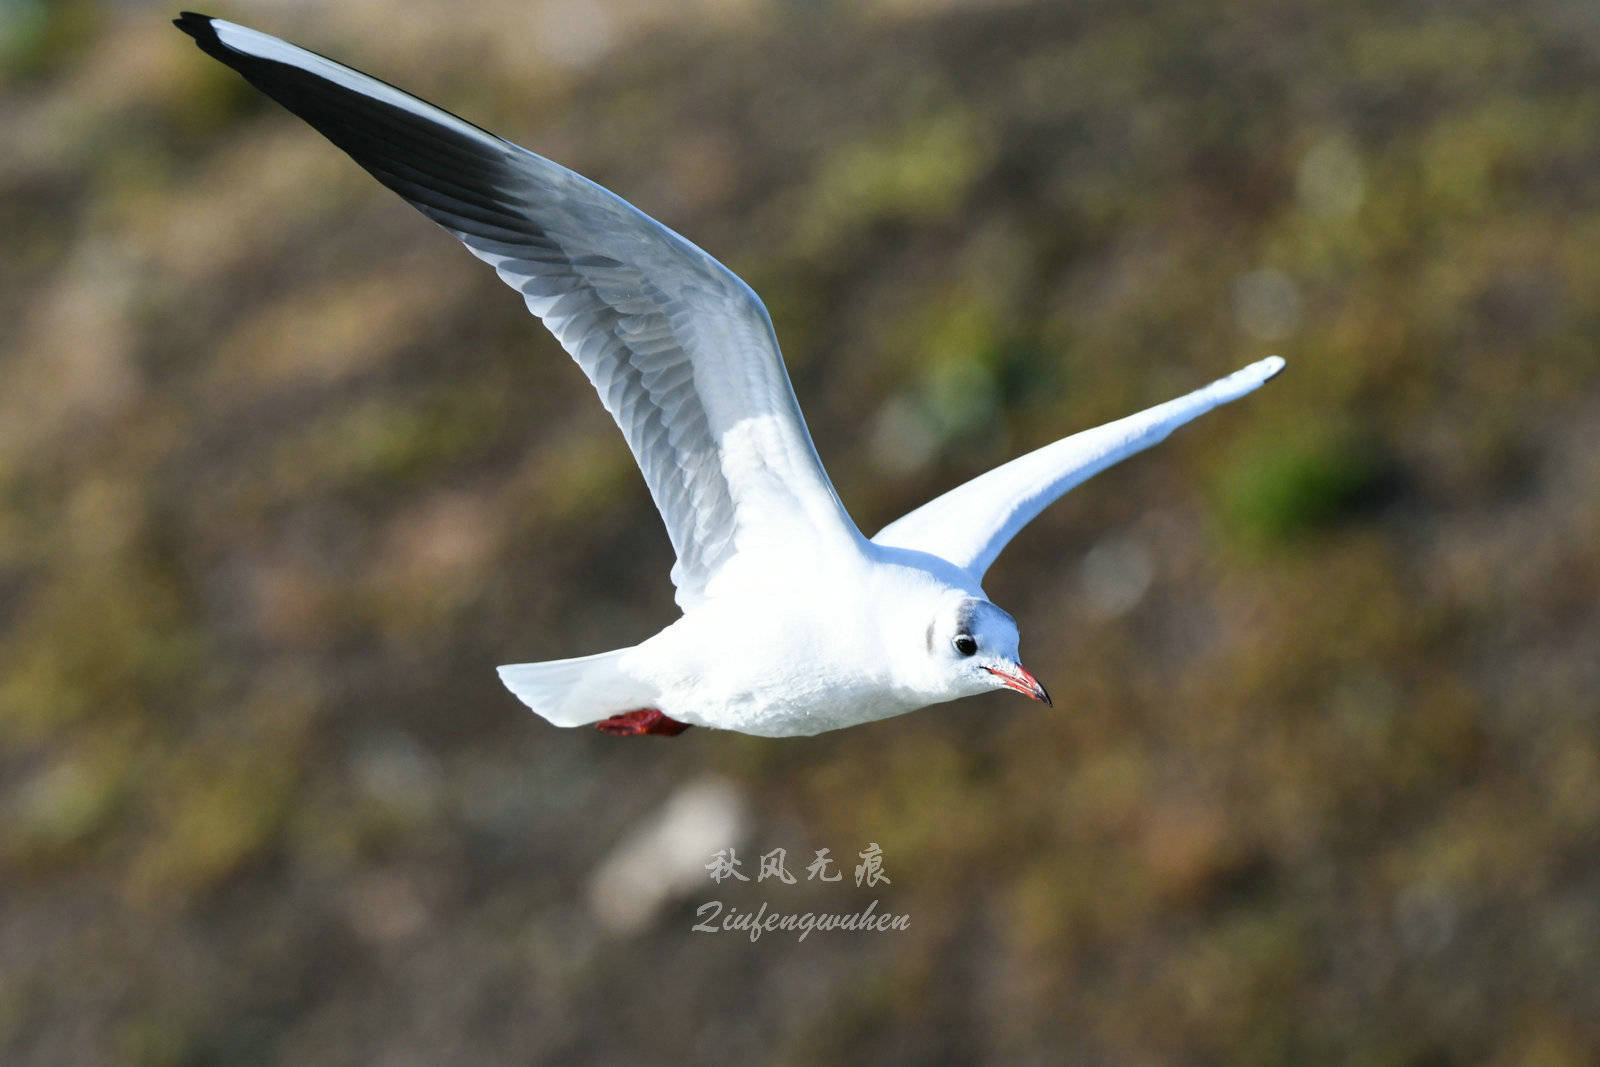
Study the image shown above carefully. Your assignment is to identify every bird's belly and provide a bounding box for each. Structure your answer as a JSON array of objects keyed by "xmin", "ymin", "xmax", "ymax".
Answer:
[
  {"xmin": 650, "ymin": 651, "xmax": 919, "ymax": 738},
  {"xmin": 681, "ymin": 684, "xmax": 917, "ymax": 737},
  {"xmin": 632, "ymin": 584, "xmax": 925, "ymax": 737}
]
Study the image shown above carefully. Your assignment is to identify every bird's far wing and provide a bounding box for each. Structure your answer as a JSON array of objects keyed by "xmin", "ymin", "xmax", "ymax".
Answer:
[
  {"xmin": 872, "ymin": 357, "xmax": 1285, "ymax": 580},
  {"xmin": 176, "ymin": 14, "xmax": 863, "ymax": 609}
]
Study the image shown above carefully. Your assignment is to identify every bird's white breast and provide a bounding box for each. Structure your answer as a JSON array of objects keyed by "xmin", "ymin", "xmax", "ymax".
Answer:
[{"xmin": 622, "ymin": 558, "xmax": 946, "ymax": 737}]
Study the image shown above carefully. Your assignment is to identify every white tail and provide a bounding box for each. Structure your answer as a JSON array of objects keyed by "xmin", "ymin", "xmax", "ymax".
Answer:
[{"xmin": 497, "ymin": 647, "xmax": 655, "ymax": 727}]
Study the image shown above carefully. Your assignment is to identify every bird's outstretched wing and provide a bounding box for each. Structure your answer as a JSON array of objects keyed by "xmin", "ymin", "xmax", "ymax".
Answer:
[
  {"xmin": 872, "ymin": 357, "xmax": 1284, "ymax": 580},
  {"xmin": 175, "ymin": 14, "xmax": 863, "ymax": 609}
]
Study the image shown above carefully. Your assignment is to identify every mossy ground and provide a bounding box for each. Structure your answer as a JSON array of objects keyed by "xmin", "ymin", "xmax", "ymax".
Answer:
[{"xmin": 2, "ymin": 0, "xmax": 1598, "ymax": 1062}]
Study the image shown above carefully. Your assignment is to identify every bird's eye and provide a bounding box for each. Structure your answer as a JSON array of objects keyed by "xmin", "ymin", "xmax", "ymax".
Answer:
[{"xmin": 953, "ymin": 634, "xmax": 978, "ymax": 657}]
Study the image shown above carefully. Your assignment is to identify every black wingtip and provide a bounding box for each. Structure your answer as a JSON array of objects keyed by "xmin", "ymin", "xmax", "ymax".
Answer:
[
  {"xmin": 172, "ymin": 11, "xmax": 213, "ymax": 38},
  {"xmin": 173, "ymin": 12, "xmax": 242, "ymax": 67}
]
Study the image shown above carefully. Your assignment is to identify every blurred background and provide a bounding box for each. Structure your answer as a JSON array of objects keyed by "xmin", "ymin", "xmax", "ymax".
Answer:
[{"xmin": 3, "ymin": 0, "xmax": 1599, "ymax": 1061}]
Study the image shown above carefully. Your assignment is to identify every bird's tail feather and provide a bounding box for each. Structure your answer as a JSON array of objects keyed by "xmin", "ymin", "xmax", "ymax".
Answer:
[{"xmin": 497, "ymin": 647, "xmax": 655, "ymax": 727}]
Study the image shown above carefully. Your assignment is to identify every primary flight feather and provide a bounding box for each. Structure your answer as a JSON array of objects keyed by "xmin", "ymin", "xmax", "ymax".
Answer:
[{"xmin": 176, "ymin": 13, "xmax": 1283, "ymax": 737}]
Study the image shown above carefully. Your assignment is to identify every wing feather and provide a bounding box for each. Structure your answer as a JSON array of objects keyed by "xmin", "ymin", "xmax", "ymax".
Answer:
[
  {"xmin": 176, "ymin": 13, "xmax": 862, "ymax": 608},
  {"xmin": 873, "ymin": 358, "xmax": 1285, "ymax": 579}
]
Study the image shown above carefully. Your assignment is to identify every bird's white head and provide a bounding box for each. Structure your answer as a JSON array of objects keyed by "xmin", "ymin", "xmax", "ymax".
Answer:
[{"xmin": 922, "ymin": 595, "xmax": 1051, "ymax": 707}]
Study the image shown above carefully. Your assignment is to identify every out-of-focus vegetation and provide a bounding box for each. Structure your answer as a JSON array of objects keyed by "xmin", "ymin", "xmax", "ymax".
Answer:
[{"xmin": 3, "ymin": 0, "xmax": 1599, "ymax": 1062}]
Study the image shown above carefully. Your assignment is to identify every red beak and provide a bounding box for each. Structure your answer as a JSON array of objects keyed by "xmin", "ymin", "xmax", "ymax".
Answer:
[{"xmin": 983, "ymin": 662, "xmax": 1053, "ymax": 706}]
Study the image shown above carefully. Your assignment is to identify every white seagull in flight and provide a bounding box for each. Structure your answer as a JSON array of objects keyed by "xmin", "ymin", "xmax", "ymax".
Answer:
[{"xmin": 177, "ymin": 14, "xmax": 1284, "ymax": 738}]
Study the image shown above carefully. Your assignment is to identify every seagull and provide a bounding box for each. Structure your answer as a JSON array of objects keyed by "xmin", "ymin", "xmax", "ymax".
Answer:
[{"xmin": 176, "ymin": 14, "xmax": 1284, "ymax": 738}]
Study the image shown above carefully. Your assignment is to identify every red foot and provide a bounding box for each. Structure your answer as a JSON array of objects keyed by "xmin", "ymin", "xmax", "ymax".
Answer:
[{"xmin": 595, "ymin": 708, "xmax": 692, "ymax": 737}]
